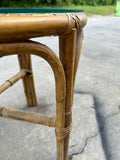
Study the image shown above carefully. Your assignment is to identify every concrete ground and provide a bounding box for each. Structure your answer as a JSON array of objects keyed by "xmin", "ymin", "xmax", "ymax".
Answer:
[{"xmin": 0, "ymin": 16, "xmax": 120, "ymax": 160}]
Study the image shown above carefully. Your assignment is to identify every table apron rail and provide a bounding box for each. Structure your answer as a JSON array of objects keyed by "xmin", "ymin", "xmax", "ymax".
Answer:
[{"xmin": 0, "ymin": 13, "xmax": 87, "ymax": 42}]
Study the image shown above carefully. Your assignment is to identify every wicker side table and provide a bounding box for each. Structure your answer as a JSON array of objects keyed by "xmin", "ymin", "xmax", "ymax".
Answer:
[{"xmin": 0, "ymin": 8, "xmax": 87, "ymax": 160}]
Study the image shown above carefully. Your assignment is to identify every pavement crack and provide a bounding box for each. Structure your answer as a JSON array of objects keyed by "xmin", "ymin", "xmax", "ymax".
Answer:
[
  {"xmin": 69, "ymin": 111, "xmax": 120, "ymax": 159},
  {"xmin": 69, "ymin": 130, "xmax": 99, "ymax": 159},
  {"xmin": 70, "ymin": 91, "xmax": 120, "ymax": 159}
]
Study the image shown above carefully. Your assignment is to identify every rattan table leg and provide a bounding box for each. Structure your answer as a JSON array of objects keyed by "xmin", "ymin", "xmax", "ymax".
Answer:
[
  {"xmin": 59, "ymin": 29, "xmax": 77, "ymax": 160},
  {"xmin": 74, "ymin": 30, "xmax": 84, "ymax": 84},
  {"xmin": 18, "ymin": 54, "xmax": 37, "ymax": 106}
]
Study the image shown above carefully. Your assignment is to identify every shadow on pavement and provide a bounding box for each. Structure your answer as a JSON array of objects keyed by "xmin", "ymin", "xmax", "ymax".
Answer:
[{"xmin": 74, "ymin": 90, "xmax": 111, "ymax": 160}]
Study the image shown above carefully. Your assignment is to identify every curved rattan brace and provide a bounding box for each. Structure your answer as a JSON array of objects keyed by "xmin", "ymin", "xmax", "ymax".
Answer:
[
  {"xmin": 0, "ymin": 40, "xmax": 66, "ymax": 129},
  {"xmin": 0, "ymin": 40, "xmax": 66, "ymax": 160},
  {"xmin": 0, "ymin": 41, "xmax": 66, "ymax": 101}
]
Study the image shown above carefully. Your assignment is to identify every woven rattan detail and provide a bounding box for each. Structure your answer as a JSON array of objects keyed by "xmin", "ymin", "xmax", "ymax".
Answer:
[
  {"xmin": 55, "ymin": 123, "xmax": 72, "ymax": 140},
  {"xmin": 71, "ymin": 14, "xmax": 82, "ymax": 30}
]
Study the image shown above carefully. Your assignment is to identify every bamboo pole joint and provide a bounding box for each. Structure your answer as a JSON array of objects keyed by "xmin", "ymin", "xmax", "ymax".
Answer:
[{"xmin": 0, "ymin": 69, "xmax": 32, "ymax": 94}]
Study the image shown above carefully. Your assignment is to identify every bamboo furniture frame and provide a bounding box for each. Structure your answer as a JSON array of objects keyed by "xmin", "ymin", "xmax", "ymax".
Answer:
[{"xmin": 0, "ymin": 8, "xmax": 87, "ymax": 160}]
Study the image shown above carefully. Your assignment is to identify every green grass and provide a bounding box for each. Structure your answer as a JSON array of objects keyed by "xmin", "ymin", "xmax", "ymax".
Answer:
[
  {"xmin": 82, "ymin": 5, "xmax": 116, "ymax": 15},
  {"xmin": 1, "ymin": 1, "xmax": 116, "ymax": 16},
  {"xmin": 61, "ymin": 4, "xmax": 116, "ymax": 16}
]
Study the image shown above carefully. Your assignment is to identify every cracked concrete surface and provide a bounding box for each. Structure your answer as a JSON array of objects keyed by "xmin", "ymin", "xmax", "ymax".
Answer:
[
  {"xmin": 0, "ymin": 16, "xmax": 120, "ymax": 160},
  {"xmin": 69, "ymin": 94, "xmax": 101, "ymax": 156},
  {"xmin": 71, "ymin": 110, "xmax": 120, "ymax": 160}
]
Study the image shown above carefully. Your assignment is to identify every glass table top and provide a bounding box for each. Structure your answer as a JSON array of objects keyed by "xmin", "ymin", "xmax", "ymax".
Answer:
[{"xmin": 0, "ymin": 8, "xmax": 84, "ymax": 14}]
